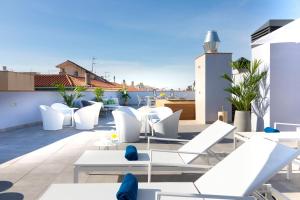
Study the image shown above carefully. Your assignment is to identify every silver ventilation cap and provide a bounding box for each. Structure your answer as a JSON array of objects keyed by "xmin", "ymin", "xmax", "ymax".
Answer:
[{"xmin": 203, "ymin": 30, "xmax": 220, "ymax": 53}]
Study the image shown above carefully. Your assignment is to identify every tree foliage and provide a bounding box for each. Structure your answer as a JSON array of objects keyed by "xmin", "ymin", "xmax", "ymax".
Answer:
[
  {"xmin": 221, "ymin": 59, "xmax": 267, "ymax": 111},
  {"xmin": 94, "ymin": 87, "xmax": 104, "ymax": 102},
  {"xmin": 54, "ymin": 84, "xmax": 86, "ymax": 107}
]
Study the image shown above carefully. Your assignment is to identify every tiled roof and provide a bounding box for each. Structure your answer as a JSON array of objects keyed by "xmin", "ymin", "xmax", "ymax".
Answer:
[
  {"xmin": 34, "ymin": 74, "xmax": 140, "ymax": 91},
  {"xmin": 34, "ymin": 74, "xmax": 74, "ymax": 87}
]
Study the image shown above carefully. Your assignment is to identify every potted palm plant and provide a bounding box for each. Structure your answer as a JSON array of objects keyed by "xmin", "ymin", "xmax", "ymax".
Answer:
[
  {"xmin": 221, "ymin": 59, "xmax": 267, "ymax": 132},
  {"xmin": 54, "ymin": 84, "xmax": 86, "ymax": 107},
  {"xmin": 119, "ymin": 88, "xmax": 131, "ymax": 106},
  {"xmin": 94, "ymin": 87, "xmax": 104, "ymax": 102}
]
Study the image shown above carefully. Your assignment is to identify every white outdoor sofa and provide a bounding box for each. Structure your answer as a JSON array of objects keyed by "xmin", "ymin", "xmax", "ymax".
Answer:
[
  {"xmin": 73, "ymin": 120, "xmax": 236, "ymax": 183},
  {"xmin": 39, "ymin": 136, "xmax": 300, "ymax": 200}
]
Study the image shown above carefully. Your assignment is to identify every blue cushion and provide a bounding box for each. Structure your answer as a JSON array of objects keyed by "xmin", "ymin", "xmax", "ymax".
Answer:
[
  {"xmin": 81, "ymin": 100, "xmax": 92, "ymax": 107},
  {"xmin": 125, "ymin": 145, "xmax": 138, "ymax": 161},
  {"xmin": 264, "ymin": 127, "xmax": 280, "ymax": 133},
  {"xmin": 116, "ymin": 173, "xmax": 138, "ymax": 200}
]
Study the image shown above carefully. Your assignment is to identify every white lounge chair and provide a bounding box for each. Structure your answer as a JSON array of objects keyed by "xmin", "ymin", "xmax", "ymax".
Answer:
[
  {"xmin": 74, "ymin": 106, "xmax": 95, "ymax": 130},
  {"xmin": 73, "ymin": 120, "xmax": 235, "ymax": 183},
  {"xmin": 51, "ymin": 103, "xmax": 72, "ymax": 126},
  {"xmin": 149, "ymin": 110, "xmax": 182, "ymax": 138},
  {"xmin": 112, "ymin": 107, "xmax": 142, "ymax": 143},
  {"xmin": 88, "ymin": 101, "xmax": 103, "ymax": 126},
  {"xmin": 39, "ymin": 136, "xmax": 300, "ymax": 200},
  {"xmin": 39, "ymin": 105, "xmax": 64, "ymax": 131}
]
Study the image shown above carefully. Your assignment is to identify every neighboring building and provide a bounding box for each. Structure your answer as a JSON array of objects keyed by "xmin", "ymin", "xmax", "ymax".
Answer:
[
  {"xmin": 251, "ymin": 18, "xmax": 300, "ymax": 131},
  {"xmin": 35, "ymin": 60, "xmax": 139, "ymax": 91},
  {"xmin": 136, "ymin": 82, "xmax": 157, "ymax": 91},
  {"xmin": 0, "ymin": 68, "xmax": 34, "ymax": 91},
  {"xmin": 56, "ymin": 60, "xmax": 108, "ymax": 82}
]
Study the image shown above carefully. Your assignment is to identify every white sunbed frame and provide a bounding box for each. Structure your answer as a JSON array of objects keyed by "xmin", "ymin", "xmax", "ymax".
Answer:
[
  {"xmin": 40, "ymin": 137, "xmax": 299, "ymax": 200},
  {"xmin": 73, "ymin": 120, "xmax": 236, "ymax": 183}
]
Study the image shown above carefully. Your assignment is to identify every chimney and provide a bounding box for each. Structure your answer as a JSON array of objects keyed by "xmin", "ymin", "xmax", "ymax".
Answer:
[
  {"xmin": 122, "ymin": 80, "xmax": 126, "ymax": 89},
  {"xmin": 113, "ymin": 76, "xmax": 116, "ymax": 83},
  {"xmin": 131, "ymin": 81, "xmax": 134, "ymax": 87},
  {"xmin": 85, "ymin": 72, "xmax": 91, "ymax": 86},
  {"xmin": 2, "ymin": 66, "xmax": 7, "ymax": 71},
  {"xmin": 203, "ymin": 30, "xmax": 220, "ymax": 53}
]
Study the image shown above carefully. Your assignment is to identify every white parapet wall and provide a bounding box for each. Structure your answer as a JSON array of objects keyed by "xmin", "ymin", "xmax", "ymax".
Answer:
[
  {"xmin": 252, "ymin": 42, "xmax": 300, "ymax": 131},
  {"xmin": 0, "ymin": 90, "xmax": 194, "ymax": 131}
]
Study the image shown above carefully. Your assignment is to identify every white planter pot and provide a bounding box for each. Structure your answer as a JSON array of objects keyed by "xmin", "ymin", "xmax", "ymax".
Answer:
[{"xmin": 234, "ymin": 111, "xmax": 251, "ymax": 132}]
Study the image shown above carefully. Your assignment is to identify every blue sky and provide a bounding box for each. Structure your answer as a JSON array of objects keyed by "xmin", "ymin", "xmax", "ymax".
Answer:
[{"xmin": 0, "ymin": 0, "xmax": 299, "ymax": 89}]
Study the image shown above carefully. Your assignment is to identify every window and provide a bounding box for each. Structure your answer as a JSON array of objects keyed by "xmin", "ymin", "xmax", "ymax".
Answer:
[{"xmin": 74, "ymin": 71, "xmax": 79, "ymax": 76}]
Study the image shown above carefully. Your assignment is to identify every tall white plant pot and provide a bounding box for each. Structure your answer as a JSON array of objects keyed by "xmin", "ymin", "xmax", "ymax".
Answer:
[{"xmin": 234, "ymin": 111, "xmax": 251, "ymax": 132}]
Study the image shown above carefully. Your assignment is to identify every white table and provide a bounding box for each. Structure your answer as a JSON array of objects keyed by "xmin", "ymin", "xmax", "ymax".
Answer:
[
  {"xmin": 234, "ymin": 131, "xmax": 300, "ymax": 180},
  {"xmin": 59, "ymin": 107, "xmax": 78, "ymax": 127},
  {"xmin": 138, "ymin": 106, "xmax": 158, "ymax": 136},
  {"xmin": 94, "ymin": 138, "xmax": 120, "ymax": 150}
]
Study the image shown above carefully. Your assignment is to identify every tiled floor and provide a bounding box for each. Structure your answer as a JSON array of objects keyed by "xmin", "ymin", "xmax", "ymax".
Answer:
[{"xmin": 0, "ymin": 117, "xmax": 300, "ymax": 199}]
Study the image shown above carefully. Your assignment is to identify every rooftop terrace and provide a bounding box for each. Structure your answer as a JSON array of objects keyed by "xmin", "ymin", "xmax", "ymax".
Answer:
[{"xmin": 0, "ymin": 115, "xmax": 300, "ymax": 200}]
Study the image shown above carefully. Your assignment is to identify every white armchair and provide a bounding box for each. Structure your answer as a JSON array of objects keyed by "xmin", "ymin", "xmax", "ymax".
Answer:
[
  {"xmin": 51, "ymin": 103, "xmax": 72, "ymax": 126},
  {"xmin": 137, "ymin": 94, "xmax": 146, "ymax": 107},
  {"xmin": 149, "ymin": 106, "xmax": 173, "ymax": 120},
  {"xmin": 88, "ymin": 101, "xmax": 103, "ymax": 125},
  {"xmin": 39, "ymin": 105, "xmax": 64, "ymax": 130},
  {"xmin": 150, "ymin": 109, "xmax": 182, "ymax": 138},
  {"xmin": 74, "ymin": 106, "xmax": 95, "ymax": 130},
  {"xmin": 112, "ymin": 107, "xmax": 142, "ymax": 143}
]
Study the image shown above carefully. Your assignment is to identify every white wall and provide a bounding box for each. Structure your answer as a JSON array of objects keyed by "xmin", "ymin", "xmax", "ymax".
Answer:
[
  {"xmin": 251, "ymin": 43, "xmax": 271, "ymax": 131},
  {"xmin": 252, "ymin": 42, "xmax": 300, "ymax": 131},
  {"xmin": 195, "ymin": 53, "xmax": 232, "ymax": 124},
  {"xmin": 270, "ymin": 43, "xmax": 300, "ymax": 130},
  {"xmin": 0, "ymin": 91, "xmax": 194, "ymax": 130}
]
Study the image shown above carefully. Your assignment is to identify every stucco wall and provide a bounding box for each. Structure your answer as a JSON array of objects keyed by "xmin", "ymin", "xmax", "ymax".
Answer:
[
  {"xmin": 252, "ymin": 42, "xmax": 300, "ymax": 131},
  {"xmin": 195, "ymin": 53, "xmax": 232, "ymax": 124},
  {"xmin": 0, "ymin": 91, "xmax": 194, "ymax": 130}
]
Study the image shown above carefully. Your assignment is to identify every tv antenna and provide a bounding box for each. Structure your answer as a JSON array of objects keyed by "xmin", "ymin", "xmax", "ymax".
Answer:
[
  {"xmin": 91, "ymin": 57, "xmax": 96, "ymax": 73},
  {"xmin": 104, "ymin": 72, "xmax": 110, "ymax": 81}
]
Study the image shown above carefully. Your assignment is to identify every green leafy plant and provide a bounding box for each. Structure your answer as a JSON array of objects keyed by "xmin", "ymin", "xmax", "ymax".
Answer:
[
  {"xmin": 54, "ymin": 84, "xmax": 86, "ymax": 107},
  {"xmin": 94, "ymin": 87, "xmax": 104, "ymax": 102},
  {"xmin": 119, "ymin": 88, "xmax": 131, "ymax": 105},
  {"xmin": 221, "ymin": 59, "xmax": 267, "ymax": 111}
]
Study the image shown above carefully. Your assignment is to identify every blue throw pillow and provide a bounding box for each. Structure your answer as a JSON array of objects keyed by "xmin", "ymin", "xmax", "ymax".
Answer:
[
  {"xmin": 264, "ymin": 127, "xmax": 280, "ymax": 133},
  {"xmin": 81, "ymin": 100, "xmax": 92, "ymax": 107},
  {"xmin": 116, "ymin": 173, "xmax": 138, "ymax": 200},
  {"xmin": 125, "ymin": 145, "xmax": 138, "ymax": 161}
]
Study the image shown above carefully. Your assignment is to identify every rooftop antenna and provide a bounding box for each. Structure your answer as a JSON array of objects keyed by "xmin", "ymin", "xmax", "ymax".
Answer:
[
  {"xmin": 104, "ymin": 72, "xmax": 110, "ymax": 81},
  {"xmin": 91, "ymin": 57, "xmax": 96, "ymax": 73}
]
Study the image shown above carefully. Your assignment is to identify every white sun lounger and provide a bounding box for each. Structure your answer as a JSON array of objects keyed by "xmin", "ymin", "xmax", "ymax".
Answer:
[
  {"xmin": 40, "ymin": 136, "xmax": 300, "ymax": 200},
  {"xmin": 73, "ymin": 120, "xmax": 236, "ymax": 183}
]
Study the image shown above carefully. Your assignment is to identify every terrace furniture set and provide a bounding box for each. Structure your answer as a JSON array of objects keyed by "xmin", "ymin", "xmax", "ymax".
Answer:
[
  {"xmin": 39, "ymin": 101, "xmax": 300, "ymax": 199},
  {"xmin": 39, "ymin": 101, "xmax": 103, "ymax": 131},
  {"xmin": 113, "ymin": 106, "xmax": 183, "ymax": 142},
  {"xmin": 39, "ymin": 120, "xmax": 300, "ymax": 200}
]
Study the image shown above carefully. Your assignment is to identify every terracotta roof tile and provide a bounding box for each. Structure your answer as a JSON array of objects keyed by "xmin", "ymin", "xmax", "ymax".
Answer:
[{"xmin": 34, "ymin": 74, "xmax": 73, "ymax": 87}]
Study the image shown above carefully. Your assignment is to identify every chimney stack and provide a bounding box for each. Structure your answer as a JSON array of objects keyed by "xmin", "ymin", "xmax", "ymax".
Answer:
[
  {"xmin": 113, "ymin": 76, "xmax": 116, "ymax": 83},
  {"xmin": 85, "ymin": 72, "xmax": 91, "ymax": 86},
  {"xmin": 122, "ymin": 80, "xmax": 126, "ymax": 89},
  {"xmin": 2, "ymin": 66, "xmax": 7, "ymax": 71},
  {"xmin": 131, "ymin": 81, "xmax": 134, "ymax": 87}
]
